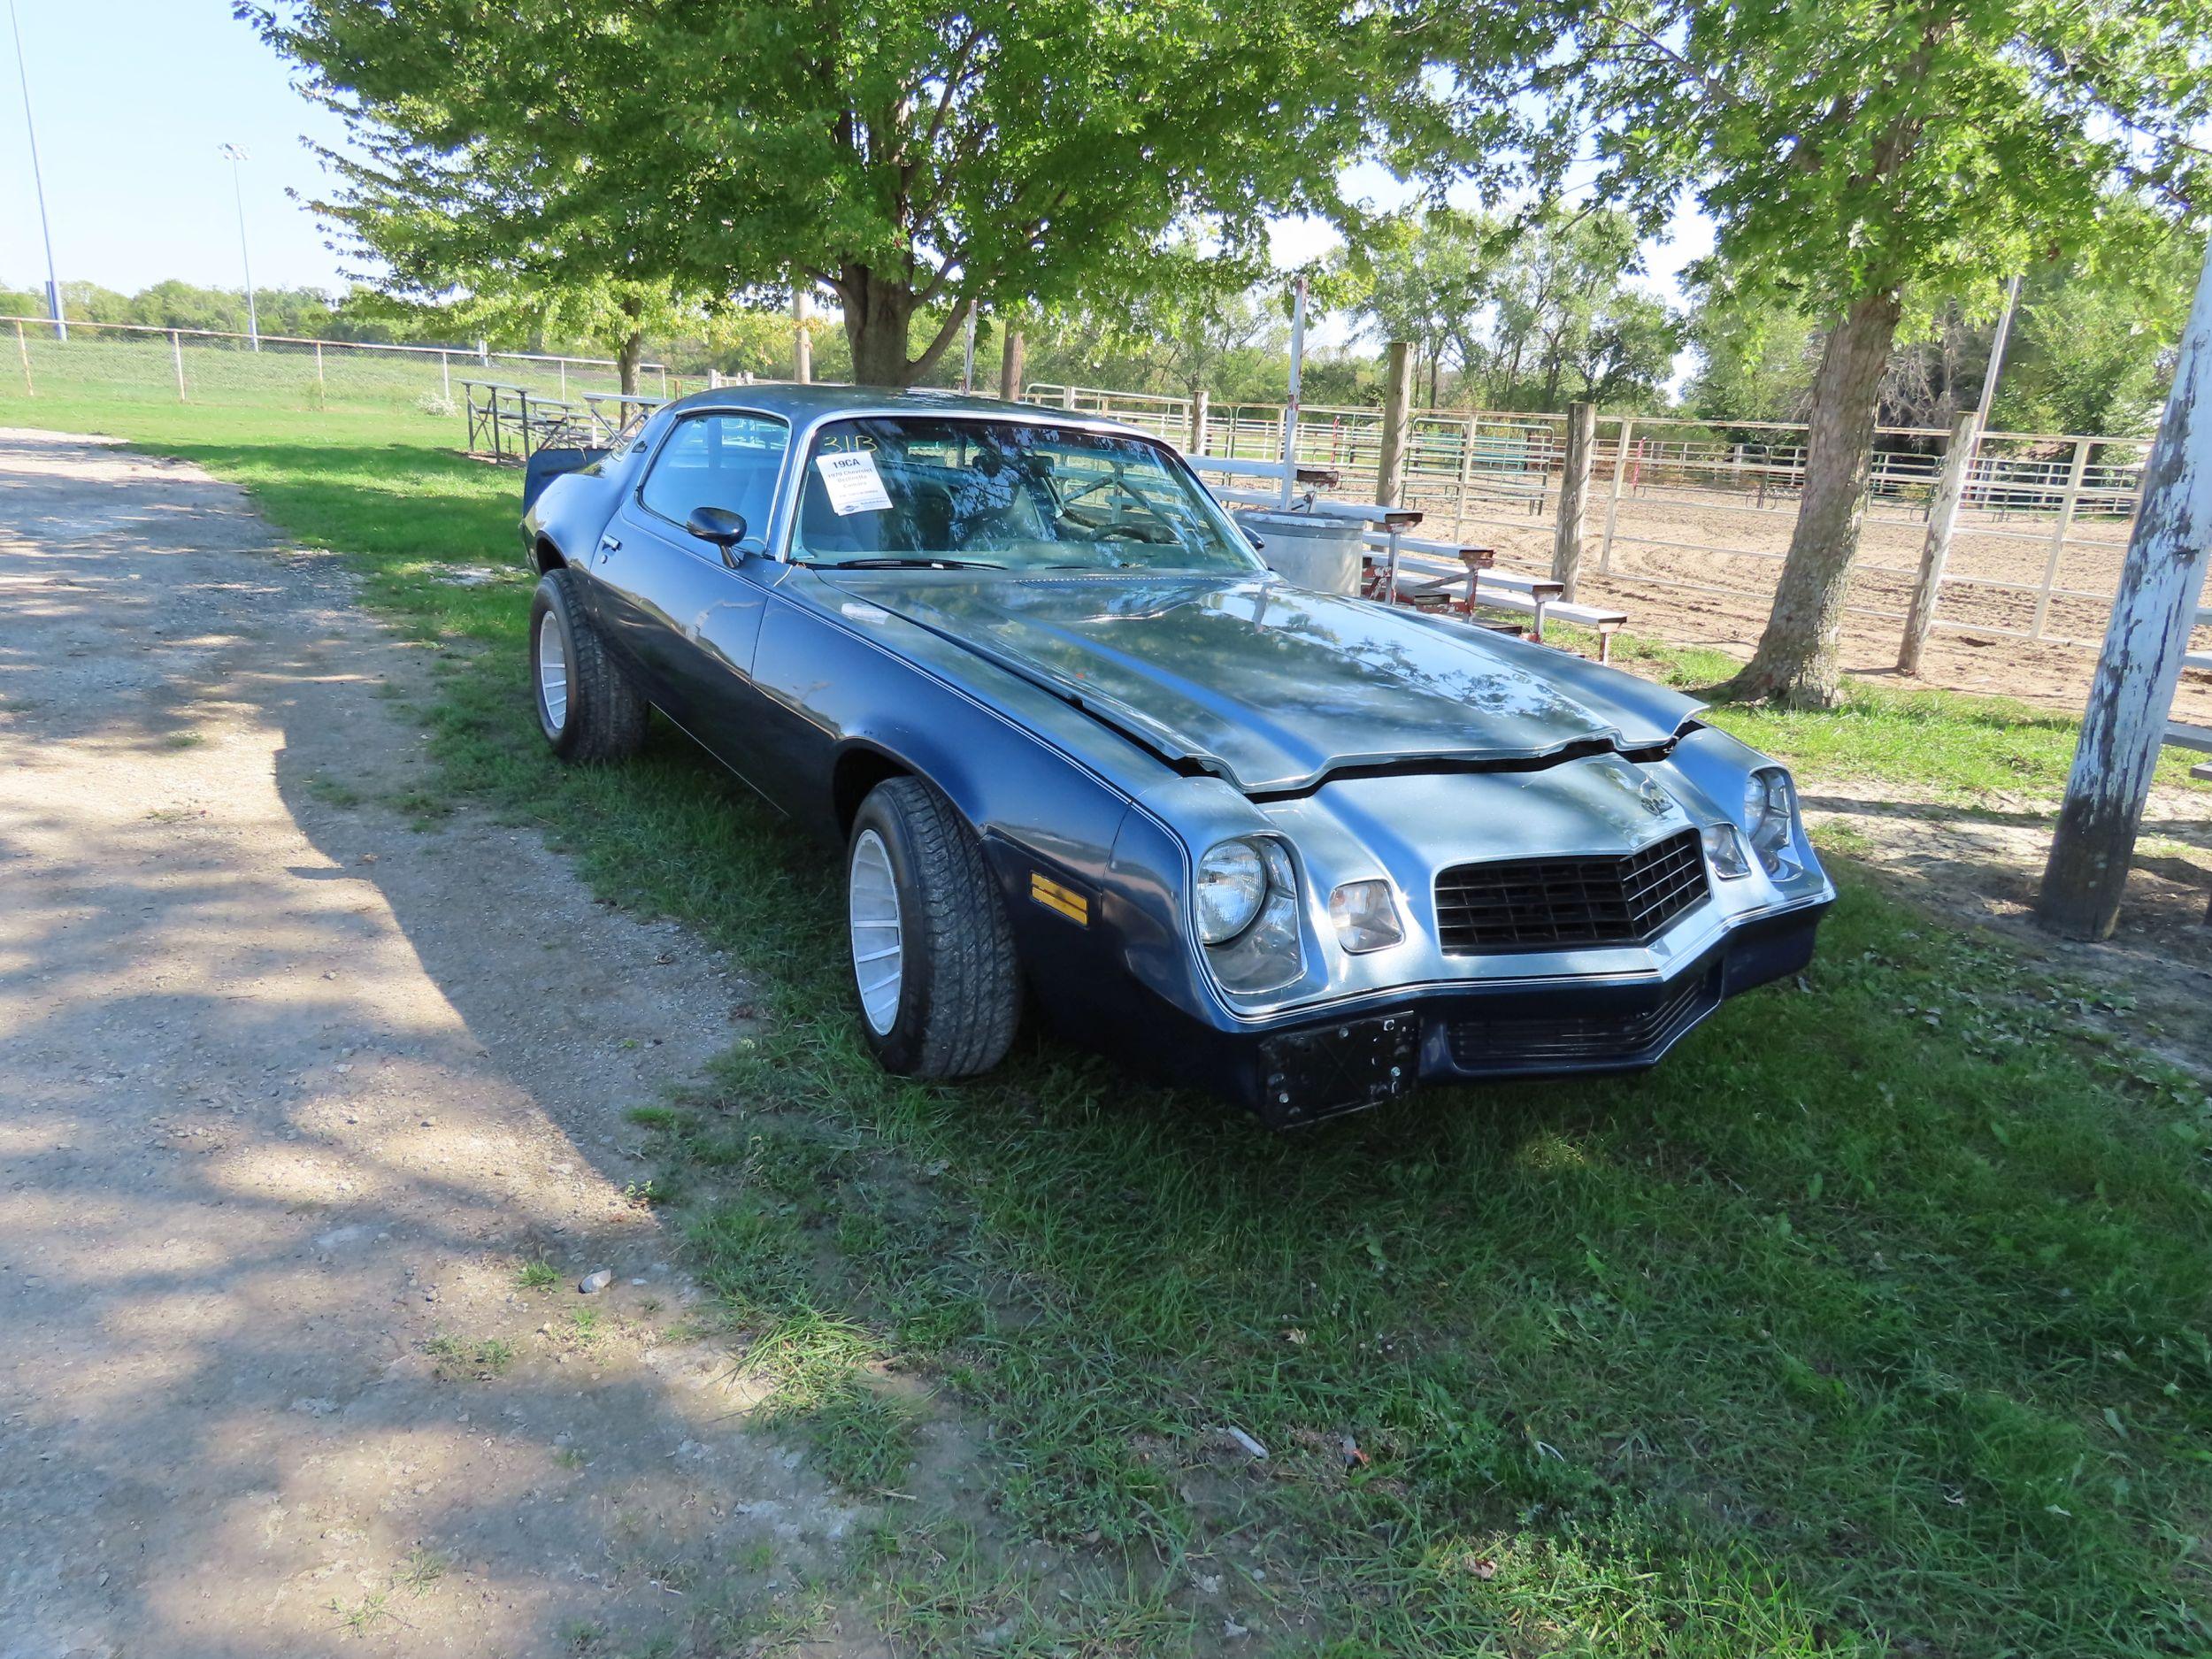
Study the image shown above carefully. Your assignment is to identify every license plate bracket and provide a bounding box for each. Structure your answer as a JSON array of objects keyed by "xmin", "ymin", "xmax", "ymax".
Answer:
[{"xmin": 1256, "ymin": 1010, "xmax": 1419, "ymax": 1129}]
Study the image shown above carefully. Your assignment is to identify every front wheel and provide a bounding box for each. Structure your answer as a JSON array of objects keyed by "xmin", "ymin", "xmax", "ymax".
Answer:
[
  {"xmin": 529, "ymin": 567, "xmax": 647, "ymax": 763},
  {"xmin": 846, "ymin": 778, "xmax": 1021, "ymax": 1078}
]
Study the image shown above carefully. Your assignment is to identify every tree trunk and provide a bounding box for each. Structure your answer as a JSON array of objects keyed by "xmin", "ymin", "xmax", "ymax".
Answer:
[
  {"xmin": 1000, "ymin": 327, "xmax": 1026, "ymax": 402},
  {"xmin": 1728, "ymin": 288, "xmax": 1905, "ymax": 709},
  {"xmin": 844, "ymin": 265, "xmax": 918, "ymax": 387},
  {"xmin": 616, "ymin": 329, "xmax": 644, "ymax": 396}
]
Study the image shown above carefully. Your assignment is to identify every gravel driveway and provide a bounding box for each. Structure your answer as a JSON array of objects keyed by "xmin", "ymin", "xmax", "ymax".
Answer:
[{"xmin": 0, "ymin": 430, "xmax": 871, "ymax": 1657}]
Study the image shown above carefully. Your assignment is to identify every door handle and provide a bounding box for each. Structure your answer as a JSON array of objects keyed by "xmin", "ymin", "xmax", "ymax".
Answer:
[{"xmin": 596, "ymin": 534, "xmax": 620, "ymax": 565}]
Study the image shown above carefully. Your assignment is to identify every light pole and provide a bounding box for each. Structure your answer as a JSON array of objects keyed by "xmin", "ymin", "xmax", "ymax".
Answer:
[
  {"xmin": 7, "ymin": 0, "xmax": 65, "ymax": 340},
  {"xmin": 218, "ymin": 143, "xmax": 258, "ymax": 350}
]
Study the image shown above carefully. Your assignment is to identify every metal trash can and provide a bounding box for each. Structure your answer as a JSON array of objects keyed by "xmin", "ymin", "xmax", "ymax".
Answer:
[{"xmin": 1237, "ymin": 511, "xmax": 1365, "ymax": 595}]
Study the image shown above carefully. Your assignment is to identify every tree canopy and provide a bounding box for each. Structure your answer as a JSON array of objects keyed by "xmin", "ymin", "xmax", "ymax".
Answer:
[
  {"xmin": 247, "ymin": 0, "xmax": 1494, "ymax": 385},
  {"xmin": 1484, "ymin": 0, "xmax": 2212, "ymax": 703}
]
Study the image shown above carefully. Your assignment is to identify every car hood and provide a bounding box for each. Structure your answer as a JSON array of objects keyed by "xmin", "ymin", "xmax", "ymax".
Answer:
[{"xmin": 822, "ymin": 572, "xmax": 1702, "ymax": 793}]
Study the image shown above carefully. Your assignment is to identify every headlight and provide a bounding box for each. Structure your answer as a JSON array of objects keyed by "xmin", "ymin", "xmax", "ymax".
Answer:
[
  {"xmin": 1200, "ymin": 837, "xmax": 1303, "ymax": 993},
  {"xmin": 1195, "ymin": 840, "xmax": 1267, "ymax": 943},
  {"xmin": 1328, "ymin": 879, "xmax": 1404, "ymax": 953},
  {"xmin": 1702, "ymin": 822, "xmax": 1753, "ymax": 880},
  {"xmin": 1743, "ymin": 768, "xmax": 1800, "ymax": 878}
]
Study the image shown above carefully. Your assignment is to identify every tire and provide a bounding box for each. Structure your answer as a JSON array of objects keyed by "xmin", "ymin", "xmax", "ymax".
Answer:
[
  {"xmin": 846, "ymin": 777, "xmax": 1021, "ymax": 1079},
  {"xmin": 529, "ymin": 567, "xmax": 648, "ymax": 764}
]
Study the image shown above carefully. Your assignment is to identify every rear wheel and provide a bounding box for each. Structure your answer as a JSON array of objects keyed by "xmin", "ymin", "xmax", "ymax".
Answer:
[
  {"xmin": 846, "ymin": 777, "xmax": 1020, "ymax": 1078},
  {"xmin": 529, "ymin": 567, "xmax": 647, "ymax": 763}
]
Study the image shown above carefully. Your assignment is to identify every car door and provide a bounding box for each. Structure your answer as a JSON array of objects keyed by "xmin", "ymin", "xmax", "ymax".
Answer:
[{"xmin": 591, "ymin": 409, "xmax": 792, "ymax": 768}]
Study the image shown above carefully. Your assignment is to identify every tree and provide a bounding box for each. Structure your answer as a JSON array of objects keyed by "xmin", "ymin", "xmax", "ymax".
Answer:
[
  {"xmin": 250, "ymin": 2, "xmax": 1494, "ymax": 388},
  {"xmin": 1335, "ymin": 211, "xmax": 1493, "ymax": 405},
  {"xmin": 1495, "ymin": 0, "xmax": 2212, "ymax": 704}
]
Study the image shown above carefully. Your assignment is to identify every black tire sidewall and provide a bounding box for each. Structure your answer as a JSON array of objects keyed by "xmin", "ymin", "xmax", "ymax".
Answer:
[
  {"xmin": 848, "ymin": 791, "xmax": 935, "ymax": 1073},
  {"xmin": 528, "ymin": 577, "xmax": 582, "ymax": 756}
]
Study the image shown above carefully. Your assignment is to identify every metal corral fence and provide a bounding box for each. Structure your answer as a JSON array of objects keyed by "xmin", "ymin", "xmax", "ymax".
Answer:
[
  {"xmin": 0, "ymin": 315, "xmax": 674, "ymax": 419},
  {"xmin": 1027, "ymin": 382, "xmax": 2200, "ymax": 660}
]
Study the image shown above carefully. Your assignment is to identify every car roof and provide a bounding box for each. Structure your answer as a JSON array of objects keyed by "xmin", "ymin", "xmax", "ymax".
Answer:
[{"xmin": 654, "ymin": 381, "xmax": 1134, "ymax": 428}]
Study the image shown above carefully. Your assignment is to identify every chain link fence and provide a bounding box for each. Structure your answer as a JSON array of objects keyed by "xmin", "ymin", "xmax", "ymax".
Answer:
[{"xmin": 1, "ymin": 315, "xmax": 676, "ymax": 420}]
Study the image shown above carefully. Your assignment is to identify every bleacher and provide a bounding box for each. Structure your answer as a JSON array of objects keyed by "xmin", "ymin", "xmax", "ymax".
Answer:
[{"xmin": 2176, "ymin": 606, "xmax": 2210, "ymax": 781}]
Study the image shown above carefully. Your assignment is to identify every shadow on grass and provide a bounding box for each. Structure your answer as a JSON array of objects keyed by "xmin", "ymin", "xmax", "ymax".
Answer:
[
  {"xmin": 419, "ymin": 634, "xmax": 2212, "ymax": 1656},
  {"xmin": 22, "ymin": 409, "xmax": 2212, "ymax": 1655}
]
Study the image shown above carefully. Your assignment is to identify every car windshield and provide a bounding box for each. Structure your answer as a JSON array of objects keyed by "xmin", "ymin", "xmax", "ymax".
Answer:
[{"xmin": 790, "ymin": 416, "xmax": 1262, "ymax": 575}]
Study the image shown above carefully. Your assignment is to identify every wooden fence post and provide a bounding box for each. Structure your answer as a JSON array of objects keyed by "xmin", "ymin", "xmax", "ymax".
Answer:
[
  {"xmin": 1598, "ymin": 416, "xmax": 1634, "ymax": 575},
  {"xmin": 2037, "ymin": 231, "xmax": 2212, "ymax": 939},
  {"xmin": 16, "ymin": 319, "xmax": 32, "ymax": 396},
  {"xmin": 1549, "ymin": 401, "xmax": 1598, "ymax": 602},
  {"xmin": 1896, "ymin": 411, "xmax": 1982, "ymax": 675},
  {"xmin": 1375, "ymin": 342, "xmax": 1414, "ymax": 508}
]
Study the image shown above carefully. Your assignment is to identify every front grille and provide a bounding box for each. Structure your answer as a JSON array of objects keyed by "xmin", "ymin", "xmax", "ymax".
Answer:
[
  {"xmin": 1434, "ymin": 827, "xmax": 1709, "ymax": 953},
  {"xmin": 1446, "ymin": 968, "xmax": 1717, "ymax": 1070}
]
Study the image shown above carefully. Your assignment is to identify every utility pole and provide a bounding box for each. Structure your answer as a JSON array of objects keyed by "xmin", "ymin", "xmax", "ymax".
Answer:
[
  {"xmin": 1375, "ymin": 342, "xmax": 1413, "ymax": 508},
  {"xmin": 1279, "ymin": 273, "xmax": 1308, "ymax": 510},
  {"xmin": 1973, "ymin": 275, "xmax": 2022, "ymax": 429},
  {"xmin": 2036, "ymin": 232, "xmax": 2212, "ymax": 938},
  {"xmin": 8, "ymin": 0, "xmax": 65, "ymax": 340},
  {"xmin": 218, "ymin": 144, "xmax": 258, "ymax": 350}
]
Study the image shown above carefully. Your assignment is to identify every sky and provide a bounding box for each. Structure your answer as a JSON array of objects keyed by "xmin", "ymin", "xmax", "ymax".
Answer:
[
  {"xmin": 1, "ymin": 1, "xmax": 1714, "ymax": 357},
  {"xmin": 2, "ymin": 1, "xmax": 357, "ymax": 296}
]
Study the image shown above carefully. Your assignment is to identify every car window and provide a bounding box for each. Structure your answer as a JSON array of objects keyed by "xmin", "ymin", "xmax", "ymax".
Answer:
[
  {"xmin": 790, "ymin": 416, "xmax": 1261, "ymax": 574},
  {"xmin": 638, "ymin": 412, "xmax": 790, "ymax": 543}
]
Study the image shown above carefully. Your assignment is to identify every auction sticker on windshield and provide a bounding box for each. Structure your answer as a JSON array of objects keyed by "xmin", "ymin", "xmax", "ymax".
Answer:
[{"xmin": 815, "ymin": 450, "xmax": 894, "ymax": 516}]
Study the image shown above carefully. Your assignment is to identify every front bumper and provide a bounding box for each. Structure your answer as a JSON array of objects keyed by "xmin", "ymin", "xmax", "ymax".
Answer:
[{"xmin": 1151, "ymin": 903, "xmax": 1828, "ymax": 1128}]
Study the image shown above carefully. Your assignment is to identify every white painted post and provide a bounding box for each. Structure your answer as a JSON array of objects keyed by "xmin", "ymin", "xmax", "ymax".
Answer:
[
  {"xmin": 961, "ymin": 302, "xmax": 977, "ymax": 393},
  {"xmin": 313, "ymin": 341, "xmax": 325, "ymax": 402},
  {"xmin": 1190, "ymin": 388, "xmax": 1210, "ymax": 455},
  {"xmin": 1897, "ymin": 411, "xmax": 1982, "ymax": 675},
  {"xmin": 793, "ymin": 283, "xmax": 812, "ymax": 383},
  {"xmin": 2037, "ymin": 232, "xmax": 2212, "ymax": 938},
  {"xmin": 171, "ymin": 330, "xmax": 186, "ymax": 402},
  {"xmin": 559, "ymin": 358, "xmax": 567, "ymax": 399},
  {"xmin": 2031, "ymin": 438, "xmax": 2092, "ymax": 640},
  {"xmin": 441, "ymin": 350, "xmax": 450, "ymax": 402},
  {"xmin": 1549, "ymin": 401, "xmax": 1597, "ymax": 602},
  {"xmin": 1454, "ymin": 418, "xmax": 1478, "ymax": 540},
  {"xmin": 1279, "ymin": 273, "xmax": 1308, "ymax": 510},
  {"xmin": 1599, "ymin": 416, "xmax": 1635, "ymax": 575},
  {"xmin": 17, "ymin": 319, "xmax": 34, "ymax": 396}
]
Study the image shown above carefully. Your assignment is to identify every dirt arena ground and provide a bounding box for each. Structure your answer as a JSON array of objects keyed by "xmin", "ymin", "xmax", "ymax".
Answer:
[{"xmin": 1418, "ymin": 481, "xmax": 2212, "ymax": 722}]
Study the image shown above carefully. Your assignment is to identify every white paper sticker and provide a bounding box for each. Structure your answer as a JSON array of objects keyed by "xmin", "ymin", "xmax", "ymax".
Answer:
[{"xmin": 814, "ymin": 450, "xmax": 894, "ymax": 516}]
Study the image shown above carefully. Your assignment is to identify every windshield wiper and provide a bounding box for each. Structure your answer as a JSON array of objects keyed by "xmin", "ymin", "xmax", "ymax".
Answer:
[{"xmin": 812, "ymin": 557, "xmax": 1006, "ymax": 570}]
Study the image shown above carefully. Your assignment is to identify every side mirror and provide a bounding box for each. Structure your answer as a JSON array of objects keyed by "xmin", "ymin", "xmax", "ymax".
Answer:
[
  {"xmin": 686, "ymin": 505, "xmax": 749, "ymax": 563},
  {"xmin": 1241, "ymin": 525, "xmax": 1267, "ymax": 552}
]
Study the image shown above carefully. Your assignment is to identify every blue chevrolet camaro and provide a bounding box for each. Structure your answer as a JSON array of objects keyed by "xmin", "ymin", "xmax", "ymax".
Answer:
[{"xmin": 519, "ymin": 385, "xmax": 1832, "ymax": 1126}]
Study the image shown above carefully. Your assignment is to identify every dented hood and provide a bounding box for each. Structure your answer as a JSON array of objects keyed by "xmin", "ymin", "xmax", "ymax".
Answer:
[{"xmin": 826, "ymin": 572, "xmax": 1702, "ymax": 793}]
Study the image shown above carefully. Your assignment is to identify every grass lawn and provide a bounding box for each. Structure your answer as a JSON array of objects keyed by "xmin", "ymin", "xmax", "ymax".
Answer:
[{"xmin": 11, "ymin": 389, "xmax": 2212, "ymax": 1656}]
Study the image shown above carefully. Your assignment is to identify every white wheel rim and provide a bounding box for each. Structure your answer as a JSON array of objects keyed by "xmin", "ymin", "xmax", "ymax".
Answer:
[
  {"xmin": 849, "ymin": 829, "xmax": 903, "ymax": 1036},
  {"xmin": 537, "ymin": 611, "xmax": 570, "ymax": 732}
]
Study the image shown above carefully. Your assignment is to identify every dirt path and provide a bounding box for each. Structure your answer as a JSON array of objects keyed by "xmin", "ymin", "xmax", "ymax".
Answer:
[{"xmin": 0, "ymin": 430, "xmax": 872, "ymax": 1658}]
